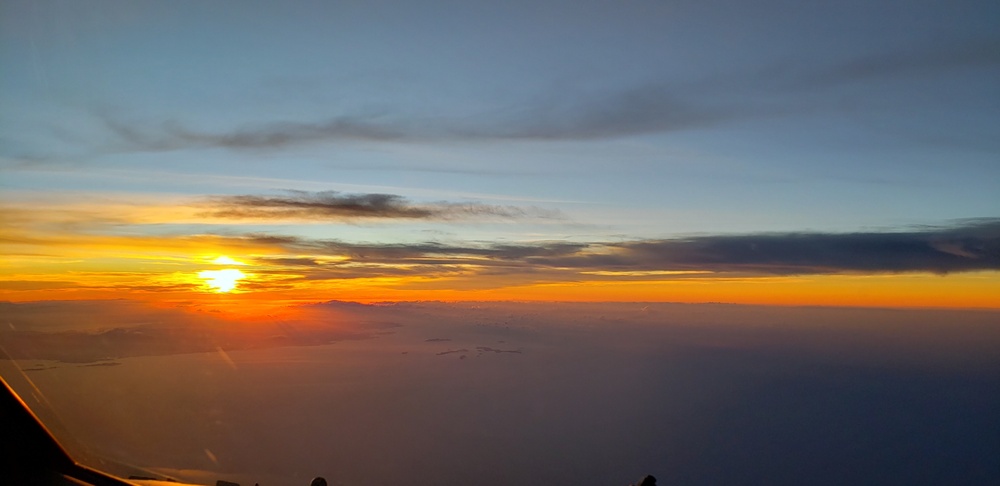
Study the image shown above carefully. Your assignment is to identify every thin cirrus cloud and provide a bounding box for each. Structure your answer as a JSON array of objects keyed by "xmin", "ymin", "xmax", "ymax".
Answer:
[
  {"xmin": 199, "ymin": 190, "xmax": 562, "ymax": 221},
  {"xmin": 99, "ymin": 114, "xmax": 407, "ymax": 152},
  {"xmin": 95, "ymin": 86, "xmax": 728, "ymax": 153},
  {"xmin": 243, "ymin": 218, "xmax": 1000, "ymax": 278},
  {"xmin": 785, "ymin": 38, "xmax": 1000, "ymax": 90},
  {"xmin": 458, "ymin": 84, "xmax": 735, "ymax": 141},
  {"xmin": 82, "ymin": 38, "xmax": 1000, "ymax": 156}
]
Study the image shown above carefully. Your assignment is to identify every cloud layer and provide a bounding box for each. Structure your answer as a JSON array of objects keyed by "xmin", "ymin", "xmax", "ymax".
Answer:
[
  {"xmin": 586, "ymin": 220, "xmax": 1000, "ymax": 275},
  {"xmin": 243, "ymin": 218, "xmax": 1000, "ymax": 278},
  {"xmin": 200, "ymin": 190, "xmax": 559, "ymax": 221},
  {"xmin": 80, "ymin": 38, "xmax": 1000, "ymax": 156}
]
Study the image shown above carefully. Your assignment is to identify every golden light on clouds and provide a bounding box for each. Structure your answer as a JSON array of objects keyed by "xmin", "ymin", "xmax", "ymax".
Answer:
[
  {"xmin": 198, "ymin": 268, "xmax": 247, "ymax": 293},
  {"xmin": 2, "ymin": 199, "xmax": 999, "ymax": 309}
]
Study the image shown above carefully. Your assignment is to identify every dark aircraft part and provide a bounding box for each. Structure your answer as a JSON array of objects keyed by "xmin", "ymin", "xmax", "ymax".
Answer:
[{"xmin": 1, "ymin": 373, "xmax": 132, "ymax": 485}]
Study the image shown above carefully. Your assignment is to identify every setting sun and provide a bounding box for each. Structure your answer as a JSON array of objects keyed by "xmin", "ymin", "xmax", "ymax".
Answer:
[{"xmin": 198, "ymin": 268, "xmax": 247, "ymax": 293}]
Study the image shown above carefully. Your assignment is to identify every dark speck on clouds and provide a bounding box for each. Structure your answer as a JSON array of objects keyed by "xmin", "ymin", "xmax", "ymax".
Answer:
[
  {"xmin": 476, "ymin": 346, "xmax": 521, "ymax": 354},
  {"xmin": 3, "ymin": 301, "xmax": 998, "ymax": 485},
  {"xmin": 78, "ymin": 361, "xmax": 122, "ymax": 368}
]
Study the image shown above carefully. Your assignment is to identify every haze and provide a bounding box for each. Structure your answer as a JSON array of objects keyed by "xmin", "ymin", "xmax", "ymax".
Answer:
[
  {"xmin": 2, "ymin": 300, "xmax": 998, "ymax": 485},
  {"xmin": 1, "ymin": 1, "xmax": 999, "ymax": 485}
]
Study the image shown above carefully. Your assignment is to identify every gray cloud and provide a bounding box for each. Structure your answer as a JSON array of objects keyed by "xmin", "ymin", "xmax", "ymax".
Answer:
[
  {"xmin": 97, "ymin": 85, "xmax": 731, "ymax": 151},
  {"xmin": 200, "ymin": 190, "xmax": 561, "ymax": 221},
  {"xmin": 248, "ymin": 236, "xmax": 585, "ymax": 268},
  {"xmin": 101, "ymin": 114, "xmax": 408, "ymax": 152},
  {"xmin": 789, "ymin": 38, "xmax": 1000, "ymax": 89},
  {"xmin": 455, "ymin": 84, "xmax": 736, "ymax": 141},
  {"xmin": 240, "ymin": 219, "xmax": 1000, "ymax": 279},
  {"xmin": 546, "ymin": 219, "xmax": 1000, "ymax": 275},
  {"xmin": 77, "ymin": 37, "xmax": 998, "ymax": 156}
]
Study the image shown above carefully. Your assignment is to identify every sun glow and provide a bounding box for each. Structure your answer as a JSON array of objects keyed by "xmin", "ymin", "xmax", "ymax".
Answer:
[
  {"xmin": 198, "ymin": 268, "xmax": 247, "ymax": 293},
  {"xmin": 211, "ymin": 255, "xmax": 246, "ymax": 265}
]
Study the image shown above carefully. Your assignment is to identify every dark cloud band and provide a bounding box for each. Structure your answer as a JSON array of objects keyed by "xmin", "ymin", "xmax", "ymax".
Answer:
[
  {"xmin": 200, "ymin": 190, "xmax": 560, "ymax": 221},
  {"xmin": 244, "ymin": 219, "xmax": 1000, "ymax": 277}
]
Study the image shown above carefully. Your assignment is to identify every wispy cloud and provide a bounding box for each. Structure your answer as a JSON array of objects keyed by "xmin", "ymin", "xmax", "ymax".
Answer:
[
  {"xmin": 200, "ymin": 190, "xmax": 562, "ymax": 221},
  {"xmin": 95, "ymin": 87, "xmax": 732, "ymax": 151},
  {"xmin": 787, "ymin": 38, "xmax": 1000, "ymax": 89},
  {"xmin": 101, "ymin": 114, "xmax": 408, "ymax": 151},
  {"xmin": 456, "ymin": 83, "xmax": 737, "ymax": 140},
  {"xmin": 83, "ymin": 38, "xmax": 1000, "ymax": 155}
]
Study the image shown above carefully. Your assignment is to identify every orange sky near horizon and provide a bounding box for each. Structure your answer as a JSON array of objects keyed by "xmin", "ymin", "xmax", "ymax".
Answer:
[
  {"xmin": 3, "ymin": 202, "xmax": 999, "ymax": 310},
  {"xmin": 2, "ymin": 256, "xmax": 998, "ymax": 310}
]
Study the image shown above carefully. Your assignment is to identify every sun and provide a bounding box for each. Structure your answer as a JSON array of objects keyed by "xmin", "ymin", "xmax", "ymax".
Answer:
[
  {"xmin": 198, "ymin": 268, "xmax": 246, "ymax": 293},
  {"xmin": 197, "ymin": 255, "xmax": 249, "ymax": 293}
]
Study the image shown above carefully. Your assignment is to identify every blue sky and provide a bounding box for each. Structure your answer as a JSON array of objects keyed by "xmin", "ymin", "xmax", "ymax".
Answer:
[{"xmin": 2, "ymin": 0, "xmax": 998, "ymax": 244}]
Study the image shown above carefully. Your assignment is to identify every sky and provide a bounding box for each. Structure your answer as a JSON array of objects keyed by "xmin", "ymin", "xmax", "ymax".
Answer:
[
  {"xmin": 1, "ymin": 4, "xmax": 999, "ymax": 484},
  {"xmin": 1, "ymin": 0, "xmax": 1000, "ymax": 307}
]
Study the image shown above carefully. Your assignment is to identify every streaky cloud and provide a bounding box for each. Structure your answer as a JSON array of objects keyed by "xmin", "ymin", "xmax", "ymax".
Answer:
[
  {"xmin": 79, "ymin": 37, "xmax": 999, "ymax": 155},
  {"xmin": 240, "ymin": 218, "xmax": 1000, "ymax": 278},
  {"xmin": 789, "ymin": 38, "xmax": 1000, "ymax": 89},
  {"xmin": 248, "ymin": 235, "xmax": 586, "ymax": 262},
  {"xmin": 455, "ymin": 83, "xmax": 737, "ymax": 140},
  {"xmin": 623, "ymin": 220, "xmax": 1000, "ymax": 274},
  {"xmin": 100, "ymin": 113, "xmax": 408, "ymax": 152},
  {"xmin": 200, "ymin": 190, "xmax": 562, "ymax": 221}
]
